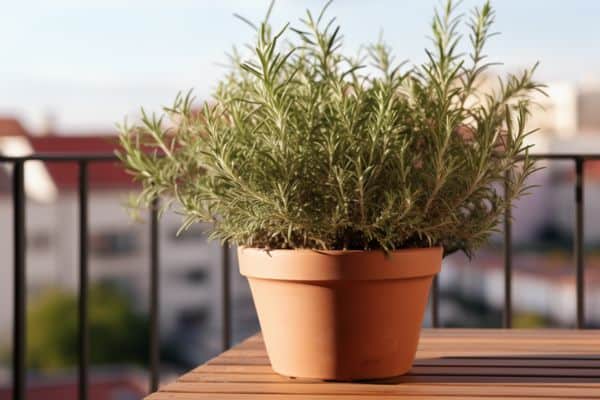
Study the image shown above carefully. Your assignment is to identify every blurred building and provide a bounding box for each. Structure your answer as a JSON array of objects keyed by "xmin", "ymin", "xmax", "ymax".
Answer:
[
  {"xmin": 440, "ymin": 252, "xmax": 600, "ymax": 327},
  {"xmin": 441, "ymin": 80, "xmax": 600, "ymax": 327},
  {"xmin": 0, "ymin": 118, "xmax": 258, "ymax": 369},
  {"xmin": 577, "ymin": 85, "xmax": 600, "ymax": 133},
  {"xmin": 529, "ymin": 81, "xmax": 600, "ymax": 139},
  {"xmin": 528, "ymin": 81, "xmax": 579, "ymax": 139}
]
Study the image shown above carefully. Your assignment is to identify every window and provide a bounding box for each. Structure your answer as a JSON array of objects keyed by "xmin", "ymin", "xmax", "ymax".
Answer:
[
  {"xmin": 90, "ymin": 230, "xmax": 138, "ymax": 257},
  {"xmin": 182, "ymin": 266, "xmax": 210, "ymax": 283},
  {"xmin": 177, "ymin": 307, "xmax": 209, "ymax": 331},
  {"xmin": 28, "ymin": 231, "xmax": 51, "ymax": 251}
]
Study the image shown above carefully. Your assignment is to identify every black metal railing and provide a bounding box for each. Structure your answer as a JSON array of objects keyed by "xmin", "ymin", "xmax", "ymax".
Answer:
[
  {"xmin": 1, "ymin": 152, "xmax": 599, "ymax": 399},
  {"xmin": 0, "ymin": 153, "xmax": 233, "ymax": 400},
  {"xmin": 431, "ymin": 154, "xmax": 600, "ymax": 329}
]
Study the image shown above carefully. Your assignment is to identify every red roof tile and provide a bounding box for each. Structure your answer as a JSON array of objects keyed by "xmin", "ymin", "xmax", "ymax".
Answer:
[
  {"xmin": 0, "ymin": 117, "xmax": 28, "ymax": 137},
  {"xmin": 28, "ymin": 135, "xmax": 137, "ymax": 190},
  {"xmin": 1, "ymin": 116, "xmax": 138, "ymax": 190}
]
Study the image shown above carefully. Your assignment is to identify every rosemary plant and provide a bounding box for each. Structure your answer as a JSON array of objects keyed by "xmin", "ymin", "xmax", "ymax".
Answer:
[{"xmin": 118, "ymin": 1, "xmax": 544, "ymax": 256}]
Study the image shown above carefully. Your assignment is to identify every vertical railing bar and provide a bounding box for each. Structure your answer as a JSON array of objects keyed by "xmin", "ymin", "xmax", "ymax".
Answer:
[
  {"xmin": 78, "ymin": 160, "xmax": 89, "ymax": 400},
  {"xmin": 431, "ymin": 276, "xmax": 439, "ymax": 328},
  {"xmin": 149, "ymin": 197, "xmax": 160, "ymax": 392},
  {"xmin": 503, "ymin": 170, "xmax": 513, "ymax": 329},
  {"xmin": 221, "ymin": 243, "xmax": 231, "ymax": 350},
  {"xmin": 12, "ymin": 161, "xmax": 26, "ymax": 400},
  {"xmin": 575, "ymin": 157, "xmax": 585, "ymax": 329}
]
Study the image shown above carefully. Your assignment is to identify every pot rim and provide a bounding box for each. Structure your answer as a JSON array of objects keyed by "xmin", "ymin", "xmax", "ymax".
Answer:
[
  {"xmin": 238, "ymin": 245, "xmax": 441, "ymax": 254},
  {"xmin": 238, "ymin": 246, "xmax": 442, "ymax": 281}
]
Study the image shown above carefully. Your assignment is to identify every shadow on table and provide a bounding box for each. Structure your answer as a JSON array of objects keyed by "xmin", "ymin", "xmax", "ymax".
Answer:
[{"xmin": 357, "ymin": 354, "xmax": 600, "ymax": 385}]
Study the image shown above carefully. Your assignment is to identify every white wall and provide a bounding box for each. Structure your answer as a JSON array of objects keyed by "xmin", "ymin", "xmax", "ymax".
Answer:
[{"xmin": 0, "ymin": 189, "xmax": 255, "ymax": 362}]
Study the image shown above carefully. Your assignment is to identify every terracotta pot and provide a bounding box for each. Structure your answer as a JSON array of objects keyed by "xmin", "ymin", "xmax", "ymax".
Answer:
[{"xmin": 238, "ymin": 246, "xmax": 442, "ymax": 380}]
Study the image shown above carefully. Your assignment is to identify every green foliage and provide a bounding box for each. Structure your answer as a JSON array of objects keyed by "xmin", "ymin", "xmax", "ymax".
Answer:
[
  {"xmin": 513, "ymin": 312, "xmax": 549, "ymax": 328},
  {"xmin": 26, "ymin": 282, "xmax": 148, "ymax": 371},
  {"xmin": 118, "ymin": 1, "xmax": 544, "ymax": 256}
]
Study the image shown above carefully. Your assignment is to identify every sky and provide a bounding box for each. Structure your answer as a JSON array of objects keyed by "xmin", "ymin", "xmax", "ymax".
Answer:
[{"xmin": 1, "ymin": 0, "xmax": 600, "ymax": 133}]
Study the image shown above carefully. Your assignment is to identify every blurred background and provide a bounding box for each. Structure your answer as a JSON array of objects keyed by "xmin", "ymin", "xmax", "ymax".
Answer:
[{"xmin": 1, "ymin": 1, "xmax": 600, "ymax": 399}]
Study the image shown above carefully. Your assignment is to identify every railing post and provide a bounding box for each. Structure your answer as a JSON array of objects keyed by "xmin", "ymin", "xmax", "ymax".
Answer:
[
  {"xmin": 503, "ymin": 171, "xmax": 513, "ymax": 329},
  {"xmin": 12, "ymin": 161, "xmax": 26, "ymax": 400},
  {"xmin": 430, "ymin": 276, "xmax": 439, "ymax": 328},
  {"xmin": 575, "ymin": 158, "xmax": 585, "ymax": 329},
  {"xmin": 221, "ymin": 243, "xmax": 231, "ymax": 350},
  {"xmin": 78, "ymin": 160, "xmax": 89, "ymax": 400},
  {"xmin": 149, "ymin": 197, "xmax": 160, "ymax": 392}
]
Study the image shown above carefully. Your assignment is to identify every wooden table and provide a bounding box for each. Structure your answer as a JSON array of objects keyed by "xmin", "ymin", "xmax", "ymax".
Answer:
[{"xmin": 147, "ymin": 329, "xmax": 600, "ymax": 399}]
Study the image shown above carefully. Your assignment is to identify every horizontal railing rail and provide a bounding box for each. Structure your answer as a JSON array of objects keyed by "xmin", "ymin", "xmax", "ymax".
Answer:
[{"xmin": 2, "ymin": 152, "xmax": 599, "ymax": 400}]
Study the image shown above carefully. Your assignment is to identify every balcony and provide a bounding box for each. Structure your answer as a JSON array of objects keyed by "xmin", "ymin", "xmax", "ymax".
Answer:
[
  {"xmin": 1, "ymin": 152, "xmax": 599, "ymax": 400},
  {"xmin": 5, "ymin": 0, "xmax": 600, "ymax": 397}
]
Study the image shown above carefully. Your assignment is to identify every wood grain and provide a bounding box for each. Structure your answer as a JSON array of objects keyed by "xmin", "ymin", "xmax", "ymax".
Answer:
[{"xmin": 146, "ymin": 329, "xmax": 600, "ymax": 399}]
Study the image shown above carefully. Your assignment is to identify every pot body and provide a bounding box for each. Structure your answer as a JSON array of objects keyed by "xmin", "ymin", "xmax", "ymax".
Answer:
[{"xmin": 238, "ymin": 247, "xmax": 442, "ymax": 381}]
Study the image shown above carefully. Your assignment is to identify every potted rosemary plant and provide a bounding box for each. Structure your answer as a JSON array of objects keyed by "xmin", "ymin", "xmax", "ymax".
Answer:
[{"xmin": 118, "ymin": 0, "xmax": 543, "ymax": 380}]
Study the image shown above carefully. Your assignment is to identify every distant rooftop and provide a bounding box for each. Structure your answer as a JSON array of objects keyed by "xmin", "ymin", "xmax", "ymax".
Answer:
[{"xmin": 0, "ymin": 117, "xmax": 137, "ymax": 193}]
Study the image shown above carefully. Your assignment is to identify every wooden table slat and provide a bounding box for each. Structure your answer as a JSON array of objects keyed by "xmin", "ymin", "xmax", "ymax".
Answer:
[
  {"xmin": 147, "ymin": 329, "xmax": 600, "ymax": 399},
  {"xmin": 148, "ymin": 394, "xmax": 598, "ymax": 400}
]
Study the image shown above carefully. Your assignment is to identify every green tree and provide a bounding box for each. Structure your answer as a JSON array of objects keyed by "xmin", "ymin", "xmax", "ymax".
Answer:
[{"xmin": 26, "ymin": 282, "xmax": 148, "ymax": 371}]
